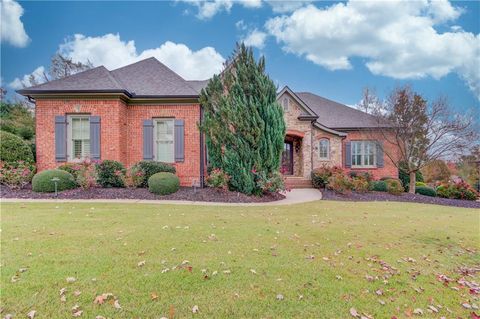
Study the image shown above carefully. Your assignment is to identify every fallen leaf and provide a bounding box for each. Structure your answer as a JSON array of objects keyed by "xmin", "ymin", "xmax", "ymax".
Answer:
[
  {"xmin": 27, "ymin": 310, "xmax": 36, "ymax": 319},
  {"xmin": 66, "ymin": 277, "xmax": 76, "ymax": 283},
  {"xmin": 192, "ymin": 305, "xmax": 199, "ymax": 313},
  {"xmin": 137, "ymin": 260, "xmax": 146, "ymax": 267},
  {"xmin": 72, "ymin": 310, "xmax": 83, "ymax": 317},
  {"xmin": 151, "ymin": 292, "xmax": 158, "ymax": 301},
  {"xmin": 113, "ymin": 299, "xmax": 121, "ymax": 309},
  {"xmin": 276, "ymin": 294, "xmax": 284, "ymax": 301},
  {"xmin": 350, "ymin": 307, "xmax": 359, "ymax": 317},
  {"xmin": 250, "ymin": 269, "xmax": 257, "ymax": 275},
  {"xmin": 428, "ymin": 305, "xmax": 438, "ymax": 313},
  {"xmin": 413, "ymin": 308, "xmax": 423, "ymax": 315},
  {"xmin": 74, "ymin": 290, "xmax": 81, "ymax": 297}
]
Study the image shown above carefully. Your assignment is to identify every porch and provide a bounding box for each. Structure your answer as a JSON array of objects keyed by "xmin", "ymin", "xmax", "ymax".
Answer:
[{"xmin": 282, "ymin": 129, "xmax": 312, "ymax": 188}]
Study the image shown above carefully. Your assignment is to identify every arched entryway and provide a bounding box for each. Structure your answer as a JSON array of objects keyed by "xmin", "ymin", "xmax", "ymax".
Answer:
[{"xmin": 282, "ymin": 129, "xmax": 304, "ymax": 176}]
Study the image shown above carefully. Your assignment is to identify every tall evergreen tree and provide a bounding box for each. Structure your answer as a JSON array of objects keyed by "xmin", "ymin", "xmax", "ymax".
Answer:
[{"xmin": 200, "ymin": 44, "xmax": 286, "ymax": 195}]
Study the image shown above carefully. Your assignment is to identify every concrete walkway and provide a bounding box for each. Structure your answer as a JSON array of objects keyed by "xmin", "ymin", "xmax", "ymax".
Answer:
[{"xmin": 1, "ymin": 188, "xmax": 322, "ymax": 207}]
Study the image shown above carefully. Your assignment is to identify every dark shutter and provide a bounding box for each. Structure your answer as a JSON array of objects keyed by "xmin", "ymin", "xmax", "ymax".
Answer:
[
  {"xmin": 174, "ymin": 119, "xmax": 185, "ymax": 162},
  {"xmin": 143, "ymin": 120, "xmax": 154, "ymax": 160},
  {"xmin": 345, "ymin": 141, "xmax": 351, "ymax": 168},
  {"xmin": 89, "ymin": 116, "xmax": 101, "ymax": 160},
  {"xmin": 376, "ymin": 141, "xmax": 384, "ymax": 168},
  {"xmin": 55, "ymin": 116, "xmax": 67, "ymax": 162}
]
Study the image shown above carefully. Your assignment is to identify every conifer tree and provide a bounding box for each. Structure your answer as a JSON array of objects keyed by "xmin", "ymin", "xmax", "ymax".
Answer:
[{"xmin": 200, "ymin": 44, "xmax": 286, "ymax": 195}]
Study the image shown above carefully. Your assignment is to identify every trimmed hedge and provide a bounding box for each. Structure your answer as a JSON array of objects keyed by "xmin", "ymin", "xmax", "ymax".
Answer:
[
  {"xmin": 0, "ymin": 130, "xmax": 34, "ymax": 163},
  {"xmin": 415, "ymin": 186, "xmax": 436, "ymax": 197},
  {"xmin": 136, "ymin": 161, "xmax": 176, "ymax": 187},
  {"xmin": 32, "ymin": 169, "xmax": 77, "ymax": 193},
  {"xmin": 96, "ymin": 160, "xmax": 126, "ymax": 188},
  {"xmin": 148, "ymin": 172, "xmax": 180, "ymax": 195},
  {"xmin": 372, "ymin": 180, "xmax": 387, "ymax": 192}
]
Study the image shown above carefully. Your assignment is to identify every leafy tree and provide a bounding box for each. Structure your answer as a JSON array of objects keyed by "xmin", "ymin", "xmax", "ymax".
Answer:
[
  {"xmin": 421, "ymin": 160, "xmax": 451, "ymax": 183},
  {"xmin": 457, "ymin": 146, "xmax": 480, "ymax": 190},
  {"xmin": 399, "ymin": 161, "xmax": 423, "ymax": 192},
  {"xmin": 200, "ymin": 44, "xmax": 286, "ymax": 195},
  {"xmin": 367, "ymin": 86, "xmax": 477, "ymax": 193},
  {"xmin": 0, "ymin": 100, "xmax": 35, "ymax": 140}
]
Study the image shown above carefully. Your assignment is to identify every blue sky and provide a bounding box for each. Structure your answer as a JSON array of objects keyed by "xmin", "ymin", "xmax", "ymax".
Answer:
[{"xmin": 1, "ymin": 0, "xmax": 479, "ymax": 126}]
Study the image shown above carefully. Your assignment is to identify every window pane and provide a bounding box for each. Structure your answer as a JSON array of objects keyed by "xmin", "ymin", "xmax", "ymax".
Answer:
[
  {"xmin": 156, "ymin": 119, "xmax": 174, "ymax": 162},
  {"xmin": 319, "ymin": 140, "xmax": 329, "ymax": 158}
]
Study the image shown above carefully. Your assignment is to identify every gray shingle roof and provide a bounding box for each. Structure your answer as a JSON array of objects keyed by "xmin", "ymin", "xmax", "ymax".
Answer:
[
  {"xmin": 295, "ymin": 92, "xmax": 384, "ymax": 129},
  {"xmin": 186, "ymin": 80, "xmax": 209, "ymax": 93},
  {"xmin": 17, "ymin": 57, "xmax": 199, "ymax": 97}
]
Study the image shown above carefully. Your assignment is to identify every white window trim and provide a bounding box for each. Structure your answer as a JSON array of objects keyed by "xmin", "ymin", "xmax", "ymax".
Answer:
[
  {"xmin": 153, "ymin": 118, "xmax": 175, "ymax": 163},
  {"xmin": 318, "ymin": 138, "xmax": 330, "ymax": 160},
  {"xmin": 351, "ymin": 141, "xmax": 377, "ymax": 168},
  {"xmin": 66, "ymin": 115, "xmax": 90, "ymax": 162}
]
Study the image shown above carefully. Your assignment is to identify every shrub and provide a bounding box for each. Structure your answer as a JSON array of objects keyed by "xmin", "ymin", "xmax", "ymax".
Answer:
[
  {"xmin": 136, "ymin": 161, "xmax": 176, "ymax": 187},
  {"xmin": 96, "ymin": 160, "xmax": 126, "ymax": 188},
  {"xmin": 206, "ymin": 168, "xmax": 230, "ymax": 190},
  {"xmin": 351, "ymin": 177, "xmax": 369, "ymax": 193},
  {"xmin": 148, "ymin": 172, "xmax": 180, "ymax": 195},
  {"xmin": 349, "ymin": 171, "xmax": 374, "ymax": 183},
  {"xmin": 58, "ymin": 160, "xmax": 97, "ymax": 190},
  {"xmin": 255, "ymin": 171, "xmax": 285, "ymax": 193},
  {"xmin": 415, "ymin": 186, "xmax": 437, "ymax": 197},
  {"xmin": 421, "ymin": 160, "xmax": 451, "ymax": 183},
  {"xmin": 415, "ymin": 181, "xmax": 427, "ymax": 187},
  {"xmin": 436, "ymin": 182, "xmax": 478, "ymax": 201},
  {"xmin": 311, "ymin": 165, "xmax": 343, "ymax": 189},
  {"xmin": 122, "ymin": 165, "xmax": 145, "ymax": 188},
  {"xmin": 0, "ymin": 161, "xmax": 36, "ymax": 189},
  {"xmin": 0, "ymin": 131, "xmax": 34, "ymax": 163},
  {"xmin": 327, "ymin": 173, "xmax": 353, "ymax": 194},
  {"xmin": 372, "ymin": 180, "xmax": 387, "ymax": 192},
  {"xmin": 32, "ymin": 169, "xmax": 77, "ymax": 192},
  {"xmin": 385, "ymin": 178, "xmax": 404, "ymax": 195}
]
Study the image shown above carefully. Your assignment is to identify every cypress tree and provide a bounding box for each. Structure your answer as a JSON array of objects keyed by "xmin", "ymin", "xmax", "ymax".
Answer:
[{"xmin": 199, "ymin": 44, "xmax": 286, "ymax": 195}]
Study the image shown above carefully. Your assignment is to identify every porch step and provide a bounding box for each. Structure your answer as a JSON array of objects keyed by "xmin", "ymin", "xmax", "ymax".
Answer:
[{"xmin": 284, "ymin": 177, "xmax": 313, "ymax": 189}]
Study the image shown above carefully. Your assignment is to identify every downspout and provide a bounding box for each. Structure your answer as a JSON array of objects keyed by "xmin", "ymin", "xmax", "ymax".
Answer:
[
  {"xmin": 310, "ymin": 121, "xmax": 314, "ymax": 179},
  {"xmin": 199, "ymin": 104, "xmax": 205, "ymax": 187}
]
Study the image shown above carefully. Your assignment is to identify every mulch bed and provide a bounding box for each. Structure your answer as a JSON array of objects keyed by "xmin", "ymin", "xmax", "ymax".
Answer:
[
  {"xmin": 322, "ymin": 189, "xmax": 480, "ymax": 209},
  {"xmin": 0, "ymin": 185, "xmax": 285, "ymax": 203}
]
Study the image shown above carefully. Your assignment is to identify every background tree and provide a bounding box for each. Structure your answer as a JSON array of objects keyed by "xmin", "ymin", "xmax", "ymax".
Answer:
[
  {"xmin": 368, "ymin": 86, "xmax": 477, "ymax": 194},
  {"xmin": 457, "ymin": 146, "xmax": 480, "ymax": 191},
  {"xmin": 25, "ymin": 53, "xmax": 93, "ymax": 87},
  {"xmin": 200, "ymin": 44, "xmax": 286, "ymax": 195},
  {"xmin": 421, "ymin": 159, "xmax": 451, "ymax": 183}
]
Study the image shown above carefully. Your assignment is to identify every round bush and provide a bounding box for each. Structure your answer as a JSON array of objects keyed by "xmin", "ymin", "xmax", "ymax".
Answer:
[
  {"xmin": 96, "ymin": 160, "xmax": 126, "ymax": 188},
  {"xmin": 372, "ymin": 180, "xmax": 387, "ymax": 192},
  {"xmin": 415, "ymin": 186, "xmax": 437, "ymax": 197},
  {"xmin": 0, "ymin": 130, "xmax": 34, "ymax": 163},
  {"xmin": 148, "ymin": 172, "xmax": 180, "ymax": 195},
  {"xmin": 385, "ymin": 178, "xmax": 404, "ymax": 195},
  {"xmin": 32, "ymin": 169, "xmax": 77, "ymax": 193},
  {"xmin": 136, "ymin": 161, "xmax": 176, "ymax": 187}
]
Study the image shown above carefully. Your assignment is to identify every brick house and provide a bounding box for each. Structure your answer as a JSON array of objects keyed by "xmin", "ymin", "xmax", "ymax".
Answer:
[{"xmin": 18, "ymin": 57, "xmax": 398, "ymax": 188}]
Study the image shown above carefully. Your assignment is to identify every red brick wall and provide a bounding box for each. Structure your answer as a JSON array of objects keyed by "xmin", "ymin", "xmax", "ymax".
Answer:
[
  {"xmin": 35, "ymin": 99, "xmax": 201, "ymax": 186},
  {"xmin": 342, "ymin": 130, "xmax": 399, "ymax": 180}
]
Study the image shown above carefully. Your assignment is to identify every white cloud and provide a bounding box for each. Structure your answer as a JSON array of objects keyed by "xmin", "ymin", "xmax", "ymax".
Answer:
[
  {"xmin": 9, "ymin": 66, "xmax": 47, "ymax": 89},
  {"xmin": 265, "ymin": 1, "xmax": 480, "ymax": 99},
  {"xmin": 178, "ymin": 0, "xmax": 261, "ymax": 19},
  {"xmin": 1, "ymin": 0, "xmax": 30, "ymax": 47},
  {"xmin": 242, "ymin": 29, "xmax": 267, "ymax": 49},
  {"xmin": 266, "ymin": 0, "xmax": 311, "ymax": 13},
  {"xmin": 9, "ymin": 34, "xmax": 225, "ymax": 89},
  {"xmin": 59, "ymin": 33, "xmax": 225, "ymax": 80}
]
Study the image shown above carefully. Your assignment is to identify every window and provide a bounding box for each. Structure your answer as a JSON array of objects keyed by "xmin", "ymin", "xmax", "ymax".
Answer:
[
  {"xmin": 319, "ymin": 139, "xmax": 329, "ymax": 159},
  {"xmin": 282, "ymin": 97, "xmax": 290, "ymax": 112},
  {"xmin": 68, "ymin": 115, "xmax": 90, "ymax": 160},
  {"xmin": 351, "ymin": 141, "xmax": 377, "ymax": 167},
  {"xmin": 155, "ymin": 119, "xmax": 174, "ymax": 163}
]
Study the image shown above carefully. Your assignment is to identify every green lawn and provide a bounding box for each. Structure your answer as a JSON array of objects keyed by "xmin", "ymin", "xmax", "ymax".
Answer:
[{"xmin": 1, "ymin": 201, "xmax": 479, "ymax": 318}]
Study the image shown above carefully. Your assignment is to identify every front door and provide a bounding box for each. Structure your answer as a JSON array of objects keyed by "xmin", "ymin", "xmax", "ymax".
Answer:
[{"xmin": 282, "ymin": 141, "xmax": 294, "ymax": 175}]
